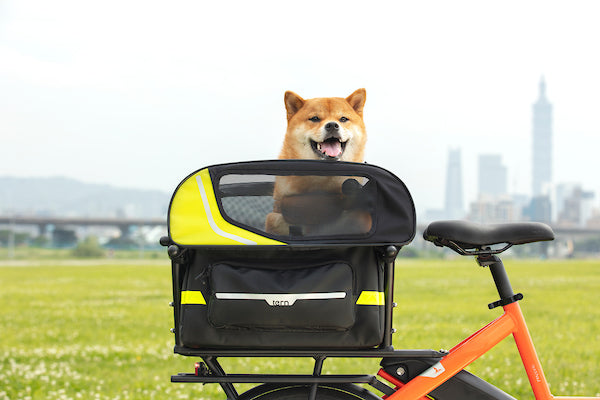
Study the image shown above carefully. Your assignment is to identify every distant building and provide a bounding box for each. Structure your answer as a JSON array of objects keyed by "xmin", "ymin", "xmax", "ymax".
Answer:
[
  {"xmin": 467, "ymin": 196, "xmax": 521, "ymax": 224},
  {"xmin": 524, "ymin": 196, "xmax": 552, "ymax": 224},
  {"xmin": 555, "ymin": 183, "xmax": 578, "ymax": 222},
  {"xmin": 468, "ymin": 153, "xmax": 512, "ymax": 223},
  {"xmin": 532, "ymin": 77, "xmax": 553, "ymax": 197},
  {"xmin": 478, "ymin": 154, "xmax": 507, "ymax": 198},
  {"xmin": 585, "ymin": 210, "xmax": 600, "ymax": 229},
  {"xmin": 556, "ymin": 186, "xmax": 595, "ymax": 227},
  {"xmin": 444, "ymin": 149, "xmax": 464, "ymax": 219}
]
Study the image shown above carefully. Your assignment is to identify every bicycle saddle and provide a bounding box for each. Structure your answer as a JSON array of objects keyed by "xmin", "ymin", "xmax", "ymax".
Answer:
[{"xmin": 423, "ymin": 220, "xmax": 554, "ymax": 253}]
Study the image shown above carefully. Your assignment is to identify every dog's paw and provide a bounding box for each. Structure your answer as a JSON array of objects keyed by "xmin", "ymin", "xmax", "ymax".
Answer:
[{"xmin": 265, "ymin": 212, "xmax": 289, "ymax": 236}]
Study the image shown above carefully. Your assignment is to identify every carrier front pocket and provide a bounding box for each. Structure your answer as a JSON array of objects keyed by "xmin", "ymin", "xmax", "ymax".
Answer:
[{"xmin": 208, "ymin": 262, "xmax": 355, "ymax": 331}]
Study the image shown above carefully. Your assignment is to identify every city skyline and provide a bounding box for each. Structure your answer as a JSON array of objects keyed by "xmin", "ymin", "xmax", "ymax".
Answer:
[{"xmin": 432, "ymin": 77, "xmax": 597, "ymax": 226}]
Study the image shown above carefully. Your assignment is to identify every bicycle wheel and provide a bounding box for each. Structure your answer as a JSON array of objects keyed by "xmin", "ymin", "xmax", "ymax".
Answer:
[{"xmin": 238, "ymin": 383, "xmax": 381, "ymax": 400}]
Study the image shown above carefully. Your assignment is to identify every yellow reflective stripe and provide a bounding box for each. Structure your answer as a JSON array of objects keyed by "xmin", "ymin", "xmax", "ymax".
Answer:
[
  {"xmin": 356, "ymin": 291, "xmax": 385, "ymax": 305},
  {"xmin": 196, "ymin": 172, "xmax": 256, "ymax": 244},
  {"xmin": 180, "ymin": 291, "xmax": 206, "ymax": 305},
  {"xmin": 196, "ymin": 170, "xmax": 284, "ymax": 245}
]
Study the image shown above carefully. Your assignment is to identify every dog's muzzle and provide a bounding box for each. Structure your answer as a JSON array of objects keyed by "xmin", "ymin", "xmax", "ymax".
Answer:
[{"xmin": 311, "ymin": 130, "xmax": 347, "ymax": 160}]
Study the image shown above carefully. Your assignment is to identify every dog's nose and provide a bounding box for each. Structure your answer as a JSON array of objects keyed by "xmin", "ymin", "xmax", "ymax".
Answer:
[{"xmin": 325, "ymin": 122, "xmax": 339, "ymax": 131}]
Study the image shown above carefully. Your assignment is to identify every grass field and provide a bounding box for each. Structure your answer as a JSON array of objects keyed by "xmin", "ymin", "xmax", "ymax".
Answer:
[{"xmin": 1, "ymin": 256, "xmax": 599, "ymax": 399}]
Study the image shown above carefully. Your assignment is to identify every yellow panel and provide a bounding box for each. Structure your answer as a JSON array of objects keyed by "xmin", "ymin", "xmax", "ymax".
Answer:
[
  {"xmin": 356, "ymin": 291, "xmax": 385, "ymax": 305},
  {"xmin": 169, "ymin": 169, "xmax": 285, "ymax": 246}
]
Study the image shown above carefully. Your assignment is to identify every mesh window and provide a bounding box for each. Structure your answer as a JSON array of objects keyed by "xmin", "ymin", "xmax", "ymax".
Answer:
[{"xmin": 217, "ymin": 174, "xmax": 375, "ymax": 239}]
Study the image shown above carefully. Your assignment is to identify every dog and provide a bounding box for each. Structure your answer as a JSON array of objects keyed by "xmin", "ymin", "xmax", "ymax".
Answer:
[{"xmin": 265, "ymin": 89, "xmax": 371, "ymax": 236}]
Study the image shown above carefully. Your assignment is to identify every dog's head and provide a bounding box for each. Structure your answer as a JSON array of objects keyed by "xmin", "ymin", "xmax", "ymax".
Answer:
[{"xmin": 279, "ymin": 89, "xmax": 367, "ymax": 162}]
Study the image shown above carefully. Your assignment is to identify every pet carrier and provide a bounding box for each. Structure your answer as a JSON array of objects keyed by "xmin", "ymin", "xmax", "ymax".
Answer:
[{"xmin": 163, "ymin": 159, "xmax": 416, "ymax": 352}]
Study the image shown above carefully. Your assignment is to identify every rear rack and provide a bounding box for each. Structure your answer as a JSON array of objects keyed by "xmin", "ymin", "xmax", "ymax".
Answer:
[
  {"xmin": 173, "ymin": 347, "xmax": 445, "ymax": 358},
  {"xmin": 171, "ymin": 348, "xmax": 446, "ymax": 399},
  {"xmin": 172, "ymin": 373, "xmax": 377, "ymax": 385}
]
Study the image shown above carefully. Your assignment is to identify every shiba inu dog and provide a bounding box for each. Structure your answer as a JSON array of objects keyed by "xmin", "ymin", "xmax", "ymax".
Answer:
[{"xmin": 265, "ymin": 89, "xmax": 370, "ymax": 236}]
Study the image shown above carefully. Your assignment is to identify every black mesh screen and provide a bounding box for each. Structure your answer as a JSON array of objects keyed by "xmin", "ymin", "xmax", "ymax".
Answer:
[{"xmin": 217, "ymin": 174, "xmax": 375, "ymax": 239}]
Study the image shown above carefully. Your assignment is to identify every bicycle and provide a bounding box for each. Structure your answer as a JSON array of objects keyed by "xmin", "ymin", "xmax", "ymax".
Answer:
[{"xmin": 161, "ymin": 159, "xmax": 599, "ymax": 400}]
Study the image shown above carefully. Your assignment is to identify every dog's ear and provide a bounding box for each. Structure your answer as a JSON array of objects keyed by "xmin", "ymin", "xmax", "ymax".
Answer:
[
  {"xmin": 284, "ymin": 91, "xmax": 305, "ymax": 121},
  {"xmin": 346, "ymin": 88, "xmax": 366, "ymax": 116}
]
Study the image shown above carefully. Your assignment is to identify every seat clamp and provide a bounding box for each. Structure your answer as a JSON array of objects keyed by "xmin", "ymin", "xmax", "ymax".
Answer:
[{"xmin": 488, "ymin": 293, "xmax": 524, "ymax": 309}]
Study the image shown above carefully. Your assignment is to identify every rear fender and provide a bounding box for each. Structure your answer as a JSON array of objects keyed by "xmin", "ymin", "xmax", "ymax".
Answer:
[{"xmin": 238, "ymin": 383, "xmax": 382, "ymax": 400}]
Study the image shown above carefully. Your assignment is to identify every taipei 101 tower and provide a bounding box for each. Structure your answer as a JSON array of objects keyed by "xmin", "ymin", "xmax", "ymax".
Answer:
[{"xmin": 532, "ymin": 77, "xmax": 553, "ymax": 197}]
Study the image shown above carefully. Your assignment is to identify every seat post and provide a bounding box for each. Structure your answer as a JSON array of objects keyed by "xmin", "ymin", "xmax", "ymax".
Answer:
[{"xmin": 477, "ymin": 254, "xmax": 516, "ymax": 302}]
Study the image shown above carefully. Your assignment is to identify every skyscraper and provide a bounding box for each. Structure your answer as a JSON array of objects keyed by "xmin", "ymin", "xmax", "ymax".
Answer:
[
  {"xmin": 532, "ymin": 77, "xmax": 553, "ymax": 197},
  {"xmin": 444, "ymin": 148, "xmax": 464, "ymax": 219},
  {"xmin": 478, "ymin": 154, "xmax": 507, "ymax": 198}
]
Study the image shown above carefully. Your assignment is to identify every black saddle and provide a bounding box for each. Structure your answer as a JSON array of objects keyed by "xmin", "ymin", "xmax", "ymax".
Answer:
[{"xmin": 423, "ymin": 220, "xmax": 554, "ymax": 255}]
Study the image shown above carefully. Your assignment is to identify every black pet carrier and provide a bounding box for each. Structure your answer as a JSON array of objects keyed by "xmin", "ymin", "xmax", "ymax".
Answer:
[{"xmin": 163, "ymin": 160, "xmax": 416, "ymax": 353}]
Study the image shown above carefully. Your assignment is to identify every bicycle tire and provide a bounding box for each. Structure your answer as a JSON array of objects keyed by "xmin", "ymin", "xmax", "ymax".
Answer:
[{"xmin": 238, "ymin": 383, "xmax": 381, "ymax": 400}]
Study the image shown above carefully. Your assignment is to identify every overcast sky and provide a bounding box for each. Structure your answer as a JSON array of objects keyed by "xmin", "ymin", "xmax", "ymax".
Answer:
[{"xmin": 2, "ymin": 0, "xmax": 600, "ymax": 219}]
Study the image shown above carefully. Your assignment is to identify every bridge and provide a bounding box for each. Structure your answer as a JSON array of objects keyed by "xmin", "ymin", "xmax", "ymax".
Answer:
[{"xmin": 0, "ymin": 215, "xmax": 166, "ymax": 237}]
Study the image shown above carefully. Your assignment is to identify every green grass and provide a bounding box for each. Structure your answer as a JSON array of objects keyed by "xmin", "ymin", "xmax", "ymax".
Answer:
[
  {"xmin": 1, "ymin": 246, "xmax": 164, "ymax": 261},
  {"xmin": 1, "ymin": 257, "xmax": 599, "ymax": 399}
]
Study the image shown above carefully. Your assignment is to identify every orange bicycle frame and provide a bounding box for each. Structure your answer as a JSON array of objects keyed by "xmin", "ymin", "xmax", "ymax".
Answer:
[{"xmin": 377, "ymin": 257, "xmax": 599, "ymax": 400}]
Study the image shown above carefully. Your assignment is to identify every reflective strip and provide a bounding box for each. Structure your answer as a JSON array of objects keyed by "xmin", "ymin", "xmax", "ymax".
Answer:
[
  {"xmin": 216, "ymin": 292, "xmax": 346, "ymax": 306},
  {"xmin": 180, "ymin": 290, "xmax": 206, "ymax": 305},
  {"xmin": 196, "ymin": 174, "xmax": 257, "ymax": 245},
  {"xmin": 356, "ymin": 291, "xmax": 385, "ymax": 305}
]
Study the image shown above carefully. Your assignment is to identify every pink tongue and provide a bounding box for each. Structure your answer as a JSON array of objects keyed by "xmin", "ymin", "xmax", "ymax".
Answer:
[{"xmin": 321, "ymin": 141, "xmax": 342, "ymax": 157}]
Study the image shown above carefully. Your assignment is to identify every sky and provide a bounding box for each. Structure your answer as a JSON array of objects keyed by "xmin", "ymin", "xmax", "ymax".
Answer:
[{"xmin": 1, "ymin": 0, "xmax": 600, "ymax": 220}]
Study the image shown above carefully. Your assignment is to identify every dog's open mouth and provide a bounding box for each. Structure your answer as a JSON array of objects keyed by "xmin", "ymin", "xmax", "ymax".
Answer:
[{"xmin": 311, "ymin": 137, "xmax": 347, "ymax": 160}]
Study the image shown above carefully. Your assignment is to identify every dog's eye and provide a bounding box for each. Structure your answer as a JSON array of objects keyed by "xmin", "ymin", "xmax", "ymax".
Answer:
[
  {"xmin": 309, "ymin": 116, "xmax": 320, "ymax": 122},
  {"xmin": 340, "ymin": 117, "xmax": 349, "ymax": 122}
]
